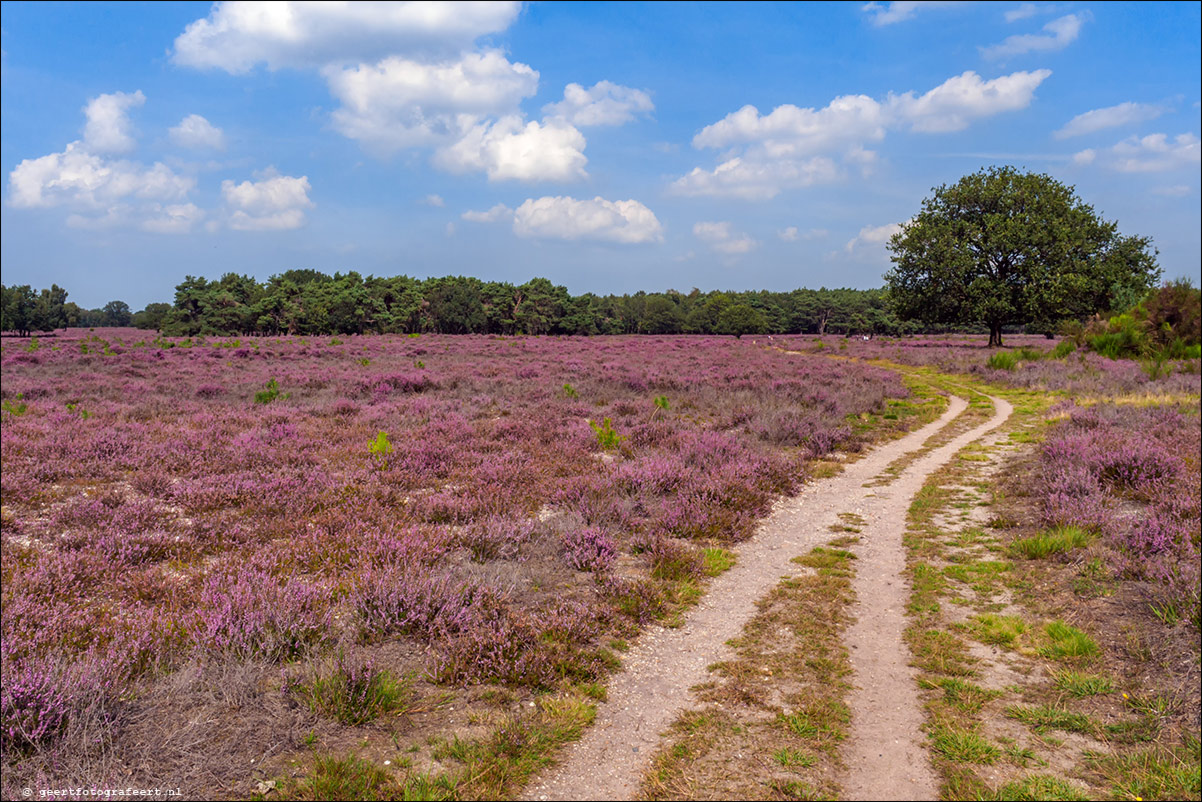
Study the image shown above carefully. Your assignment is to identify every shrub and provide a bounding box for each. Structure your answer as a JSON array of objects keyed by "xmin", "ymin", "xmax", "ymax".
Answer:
[
  {"xmin": 562, "ymin": 527, "xmax": 616, "ymax": 572},
  {"xmin": 1, "ymin": 393, "xmax": 27, "ymax": 416},
  {"xmin": 1049, "ymin": 339, "xmax": 1077, "ymax": 359},
  {"xmin": 986, "ymin": 351, "xmax": 1019, "ymax": 371},
  {"xmin": 368, "ymin": 431, "xmax": 393, "ymax": 464},
  {"xmin": 195, "ymin": 569, "xmax": 333, "ymax": 660},
  {"xmin": 254, "ymin": 377, "xmax": 289, "ymax": 404},
  {"xmin": 1088, "ymin": 314, "xmax": 1149, "ymax": 359},
  {"xmin": 352, "ymin": 569, "xmax": 504, "ymax": 642},
  {"xmin": 1, "ymin": 656, "xmax": 71, "ymax": 752},
  {"xmin": 588, "ymin": 417, "xmax": 626, "ymax": 451},
  {"xmin": 1140, "ymin": 279, "xmax": 1201, "ymax": 348}
]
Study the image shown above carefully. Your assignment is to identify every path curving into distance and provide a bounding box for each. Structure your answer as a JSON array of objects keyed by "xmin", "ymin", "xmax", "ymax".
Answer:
[
  {"xmin": 521, "ymin": 388, "xmax": 1012, "ymax": 801},
  {"xmin": 839, "ymin": 389, "xmax": 1012, "ymax": 801}
]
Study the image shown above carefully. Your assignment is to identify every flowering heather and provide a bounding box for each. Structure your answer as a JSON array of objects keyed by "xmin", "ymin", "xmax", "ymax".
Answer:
[
  {"xmin": 561, "ymin": 526, "xmax": 616, "ymax": 573},
  {"xmin": 1, "ymin": 328, "xmax": 907, "ymax": 773},
  {"xmin": 1036, "ymin": 401, "xmax": 1201, "ymax": 624}
]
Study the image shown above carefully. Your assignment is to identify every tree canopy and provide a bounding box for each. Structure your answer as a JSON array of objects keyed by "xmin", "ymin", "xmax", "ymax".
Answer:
[{"xmin": 884, "ymin": 166, "xmax": 1161, "ymax": 346}]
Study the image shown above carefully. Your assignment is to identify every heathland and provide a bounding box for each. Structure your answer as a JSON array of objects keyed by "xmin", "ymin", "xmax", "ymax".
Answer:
[{"xmin": 1, "ymin": 328, "xmax": 1198, "ymax": 801}]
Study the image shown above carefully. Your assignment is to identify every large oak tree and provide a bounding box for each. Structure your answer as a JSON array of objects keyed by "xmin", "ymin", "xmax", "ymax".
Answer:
[{"xmin": 885, "ymin": 166, "xmax": 1160, "ymax": 346}]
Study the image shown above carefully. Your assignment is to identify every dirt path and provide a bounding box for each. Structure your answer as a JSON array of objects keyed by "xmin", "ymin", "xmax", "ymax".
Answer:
[
  {"xmin": 522, "ymin": 390, "xmax": 995, "ymax": 801},
  {"xmin": 838, "ymin": 391, "xmax": 1013, "ymax": 800}
]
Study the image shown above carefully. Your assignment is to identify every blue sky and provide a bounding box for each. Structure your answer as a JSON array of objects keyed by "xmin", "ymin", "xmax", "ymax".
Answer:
[{"xmin": 1, "ymin": 1, "xmax": 1199, "ymax": 310}]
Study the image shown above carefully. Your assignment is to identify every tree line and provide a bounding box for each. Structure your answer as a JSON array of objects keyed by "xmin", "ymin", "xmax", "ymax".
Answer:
[
  {"xmin": 0, "ymin": 285, "xmax": 168, "ymax": 336},
  {"xmin": 4, "ymin": 272, "xmax": 946, "ymax": 338}
]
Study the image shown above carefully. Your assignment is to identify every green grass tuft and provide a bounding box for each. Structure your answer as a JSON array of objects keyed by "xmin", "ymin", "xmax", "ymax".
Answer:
[
  {"xmin": 1010, "ymin": 526, "xmax": 1091, "ymax": 560},
  {"xmin": 968, "ymin": 613, "xmax": 1028, "ymax": 647},
  {"xmin": 990, "ymin": 774, "xmax": 1090, "ymax": 800},
  {"xmin": 702, "ymin": 547, "xmax": 736, "ymax": 577},
  {"xmin": 1039, "ymin": 621, "xmax": 1099, "ymax": 660},
  {"xmin": 1051, "ymin": 670, "xmax": 1114, "ymax": 697},
  {"xmin": 1005, "ymin": 704, "xmax": 1096, "ymax": 735},
  {"xmin": 931, "ymin": 726, "xmax": 1001, "ymax": 764}
]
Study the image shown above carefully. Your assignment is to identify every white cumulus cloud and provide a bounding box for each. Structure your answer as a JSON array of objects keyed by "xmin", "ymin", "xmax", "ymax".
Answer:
[
  {"xmin": 1108, "ymin": 133, "xmax": 1201, "ymax": 172},
  {"xmin": 845, "ymin": 221, "xmax": 904, "ymax": 253},
  {"xmin": 1054, "ymin": 102, "xmax": 1168, "ymax": 139},
  {"xmin": 169, "ymin": 114, "xmax": 227, "ymax": 150},
  {"xmin": 82, "ymin": 90, "xmax": 145, "ymax": 153},
  {"xmin": 172, "ymin": 0, "xmax": 522, "ymax": 72},
  {"xmin": 542, "ymin": 80, "xmax": 654, "ymax": 127},
  {"xmin": 436, "ymin": 116, "xmax": 588, "ymax": 182},
  {"xmin": 1073, "ymin": 134, "xmax": 1201, "ymax": 173},
  {"xmin": 693, "ymin": 94, "xmax": 888, "ymax": 155},
  {"xmin": 513, "ymin": 196, "xmax": 663, "ymax": 243},
  {"xmin": 8, "ymin": 142, "xmax": 194, "ymax": 210},
  {"xmin": 693, "ymin": 220, "xmax": 759, "ymax": 255},
  {"xmin": 889, "ymin": 70, "xmax": 1051, "ymax": 133},
  {"xmin": 221, "ymin": 170, "xmax": 314, "ymax": 230},
  {"xmin": 981, "ymin": 12, "xmax": 1086, "ymax": 60},
  {"xmin": 324, "ymin": 50, "xmax": 539, "ymax": 153},
  {"xmin": 778, "ymin": 226, "xmax": 799, "ymax": 241},
  {"xmin": 674, "ymin": 70, "xmax": 1049, "ymax": 199},
  {"xmin": 172, "ymin": 2, "xmax": 636, "ymax": 182},
  {"xmin": 7, "ymin": 92, "xmax": 210, "ymax": 233}
]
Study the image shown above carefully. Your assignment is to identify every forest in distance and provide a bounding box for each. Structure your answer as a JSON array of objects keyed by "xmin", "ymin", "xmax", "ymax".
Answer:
[{"xmin": 3, "ymin": 273, "xmax": 976, "ymax": 339}]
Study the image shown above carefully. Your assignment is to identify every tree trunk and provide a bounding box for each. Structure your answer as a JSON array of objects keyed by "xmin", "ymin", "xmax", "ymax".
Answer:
[{"xmin": 988, "ymin": 323, "xmax": 1003, "ymax": 347}]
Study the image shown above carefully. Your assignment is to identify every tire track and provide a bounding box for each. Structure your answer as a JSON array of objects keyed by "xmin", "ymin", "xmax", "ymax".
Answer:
[
  {"xmin": 523, "ymin": 393, "xmax": 978, "ymax": 801},
  {"xmin": 839, "ymin": 390, "xmax": 1012, "ymax": 801}
]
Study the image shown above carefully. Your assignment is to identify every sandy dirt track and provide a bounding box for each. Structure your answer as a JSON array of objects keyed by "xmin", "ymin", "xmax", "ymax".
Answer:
[{"xmin": 522, "ymin": 388, "xmax": 1014, "ymax": 800}]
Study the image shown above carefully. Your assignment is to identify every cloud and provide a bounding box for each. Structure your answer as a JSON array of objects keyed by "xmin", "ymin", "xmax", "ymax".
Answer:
[
  {"xmin": 845, "ymin": 221, "xmax": 904, "ymax": 253},
  {"xmin": 1004, "ymin": 3, "xmax": 1041, "ymax": 23},
  {"xmin": 221, "ymin": 170, "xmax": 314, "ymax": 230},
  {"xmin": 421, "ymin": 194, "xmax": 445, "ymax": 207},
  {"xmin": 169, "ymin": 114, "xmax": 227, "ymax": 150},
  {"xmin": 461, "ymin": 203, "xmax": 513, "ymax": 222},
  {"xmin": 778, "ymin": 226, "xmax": 799, "ymax": 241},
  {"xmin": 82, "ymin": 90, "xmax": 145, "ymax": 153},
  {"xmin": 542, "ymin": 80, "xmax": 654, "ymax": 127},
  {"xmin": 693, "ymin": 220, "xmax": 758, "ymax": 254},
  {"xmin": 673, "ymin": 70, "xmax": 1050, "ymax": 199},
  {"xmin": 324, "ymin": 50, "xmax": 539, "ymax": 153},
  {"xmin": 1107, "ymin": 133, "xmax": 1201, "ymax": 172},
  {"xmin": 172, "ymin": 0, "xmax": 522, "ymax": 72},
  {"xmin": 693, "ymin": 94, "xmax": 888, "ymax": 155},
  {"xmin": 1054, "ymin": 102, "xmax": 1168, "ymax": 139},
  {"xmin": 435, "ymin": 116, "xmax": 588, "ymax": 182},
  {"xmin": 981, "ymin": 12, "xmax": 1086, "ymax": 59},
  {"xmin": 889, "ymin": 69, "xmax": 1052, "ymax": 133},
  {"xmin": 8, "ymin": 142, "xmax": 194, "ymax": 210},
  {"xmin": 512, "ymin": 196, "xmax": 663, "ymax": 243},
  {"xmin": 671, "ymin": 156, "xmax": 840, "ymax": 200},
  {"xmin": 1072, "ymin": 148, "xmax": 1096, "ymax": 165},
  {"xmin": 860, "ymin": 1, "xmax": 946, "ymax": 26},
  {"xmin": 172, "ymin": 2, "xmax": 628, "ymax": 182},
  {"xmin": 6, "ymin": 91, "xmax": 213, "ymax": 233}
]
